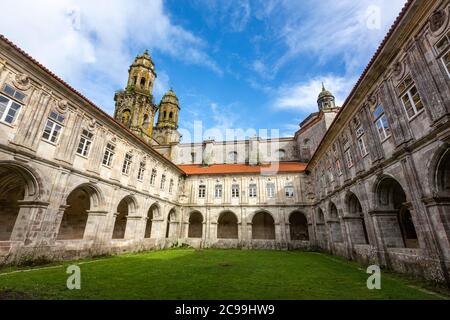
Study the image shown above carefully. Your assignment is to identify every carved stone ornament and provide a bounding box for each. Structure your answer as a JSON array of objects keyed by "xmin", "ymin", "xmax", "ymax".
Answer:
[
  {"xmin": 13, "ymin": 73, "xmax": 32, "ymax": 91},
  {"xmin": 429, "ymin": 9, "xmax": 447, "ymax": 34},
  {"xmin": 392, "ymin": 61, "xmax": 405, "ymax": 81},
  {"xmin": 367, "ymin": 94, "xmax": 377, "ymax": 107},
  {"xmin": 87, "ymin": 118, "xmax": 97, "ymax": 131},
  {"xmin": 55, "ymin": 99, "xmax": 69, "ymax": 114}
]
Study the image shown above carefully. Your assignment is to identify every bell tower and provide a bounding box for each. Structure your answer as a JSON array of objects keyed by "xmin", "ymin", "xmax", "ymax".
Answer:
[
  {"xmin": 114, "ymin": 50, "xmax": 158, "ymax": 144},
  {"xmin": 317, "ymin": 83, "xmax": 336, "ymax": 111},
  {"xmin": 152, "ymin": 89, "xmax": 181, "ymax": 145}
]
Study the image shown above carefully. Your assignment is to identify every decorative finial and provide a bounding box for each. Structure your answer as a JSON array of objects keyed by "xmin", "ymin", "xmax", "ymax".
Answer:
[{"xmin": 322, "ymin": 82, "xmax": 326, "ymax": 91}]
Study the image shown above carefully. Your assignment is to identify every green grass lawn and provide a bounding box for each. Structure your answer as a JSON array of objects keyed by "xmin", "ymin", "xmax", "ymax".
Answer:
[{"xmin": 0, "ymin": 249, "xmax": 448, "ymax": 300}]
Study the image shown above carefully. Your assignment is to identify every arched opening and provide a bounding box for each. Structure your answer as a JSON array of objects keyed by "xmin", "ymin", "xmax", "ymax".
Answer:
[
  {"xmin": 252, "ymin": 211, "xmax": 275, "ymax": 240},
  {"xmin": 0, "ymin": 166, "xmax": 28, "ymax": 241},
  {"xmin": 217, "ymin": 211, "xmax": 238, "ymax": 239},
  {"xmin": 57, "ymin": 186, "xmax": 97, "ymax": 240},
  {"xmin": 376, "ymin": 177, "xmax": 418, "ymax": 248},
  {"xmin": 329, "ymin": 202, "xmax": 343, "ymax": 243},
  {"xmin": 188, "ymin": 211, "xmax": 203, "ymax": 238},
  {"xmin": 317, "ymin": 208, "xmax": 325, "ymax": 223},
  {"xmin": 436, "ymin": 148, "xmax": 450, "ymax": 195},
  {"xmin": 289, "ymin": 211, "xmax": 309, "ymax": 241},
  {"xmin": 163, "ymin": 111, "xmax": 167, "ymax": 120},
  {"xmin": 169, "ymin": 112, "xmax": 173, "ymax": 119},
  {"xmin": 166, "ymin": 209, "xmax": 176, "ymax": 238},
  {"xmin": 121, "ymin": 109, "xmax": 131, "ymax": 127},
  {"xmin": 145, "ymin": 204, "xmax": 159, "ymax": 239},
  {"xmin": 347, "ymin": 193, "xmax": 369, "ymax": 245},
  {"xmin": 113, "ymin": 196, "xmax": 135, "ymax": 239},
  {"xmin": 140, "ymin": 77, "xmax": 146, "ymax": 88}
]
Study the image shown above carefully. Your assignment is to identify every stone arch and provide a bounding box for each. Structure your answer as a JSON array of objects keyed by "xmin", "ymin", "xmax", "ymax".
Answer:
[
  {"xmin": 375, "ymin": 176, "xmax": 419, "ymax": 248},
  {"xmin": 345, "ymin": 192, "xmax": 369, "ymax": 245},
  {"xmin": 252, "ymin": 211, "xmax": 275, "ymax": 240},
  {"xmin": 217, "ymin": 211, "xmax": 238, "ymax": 239},
  {"xmin": 328, "ymin": 202, "xmax": 343, "ymax": 243},
  {"xmin": 317, "ymin": 207, "xmax": 325, "ymax": 223},
  {"xmin": 57, "ymin": 184, "xmax": 104, "ymax": 240},
  {"xmin": 289, "ymin": 211, "xmax": 309, "ymax": 241},
  {"xmin": 0, "ymin": 162, "xmax": 45, "ymax": 241},
  {"xmin": 113, "ymin": 195, "xmax": 137, "ymax": 239},
  {"xmin": 165, "ymin": 208, "xmax": 177, "ymax": 238},
  {"xmin": 145, "ymin": 203, "xmax": 160, "ymax": 239},
  {"xmin": 432, "ymin": 146, "xmax": 450, "ymax": 196},
  {"xmin": 188, "ymin": 211, "xmax": 203, "ymax": 239}
]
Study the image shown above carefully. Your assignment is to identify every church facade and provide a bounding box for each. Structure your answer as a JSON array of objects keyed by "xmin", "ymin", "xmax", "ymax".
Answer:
[{"xmin": 0, "ymin": 0, "xmax": 449, "ymax": 284}]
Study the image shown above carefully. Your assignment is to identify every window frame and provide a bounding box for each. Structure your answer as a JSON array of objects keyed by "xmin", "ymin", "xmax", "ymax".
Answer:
[
  {"xmin": 150, "ymin": 169, "xmax": 157, "ymax": 186},
  {"xmin": 0, "ymin": 93, "xmax": 22, "ymax": 126},
  {"xmin": 285, "ymin": 184, "xmax": 295, "ymax": 198},
  {"xmin": 249, "ymin": 183, "xmax": 257, "ymax": 198},
  {"xmin": 231, "ymin": 184, "xmax": 240, "ymax": 198},
  {"xmin": 266, "ymin": 182, "xmax": 275, "ymax": 198},
  {"xmin": 215, "ymin": 184, "xmax": 223, "ymax": 199},
  {"xmin": 42, "ymin": 111, "xmax": 65, "ymax": 144},
  {"xmin": 344, "ymin": 149, "xmax": 354, "ymax": 168},
  {"xmin": 102, "ymin": 143, "xmax": 115, "ymax": 167},
  {"xmin": 160, "ymin": 174, "xmax": 166, "ymax": 190},
  {"xmin": 122, "ymin": 153, "xmax": 133, "ymax": 175},
  {"xmin": 76, "ymin": 129, "xmax": 94, "ymax": 158},
  {"xmin": 198, "ymin": 184, "xmax": 206, "ymax": 198},
  {"xmin": 398, "ymin": 75, "xmax": 424, "ymax": 120},
  {"xmin": 137, "ymin": 161, "xmax": 146, "ymax": 181}
]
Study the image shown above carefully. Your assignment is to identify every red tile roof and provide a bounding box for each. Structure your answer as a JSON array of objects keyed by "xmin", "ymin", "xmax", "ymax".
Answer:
[{"xmin": 178, "ymin": 162, "xmax": 307, "ymax": 175}]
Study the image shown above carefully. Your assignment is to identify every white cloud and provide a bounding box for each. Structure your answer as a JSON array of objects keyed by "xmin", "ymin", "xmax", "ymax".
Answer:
[
  {"xmin": 274, "ymin": 75, "xmax": 357, "ymax": 113},
  {"xmin": 252, "ymin": 0, "xmax": 407, "ymax": 75},
  {"xmin": 0, "ymin": 0, "xmax": 220, "ymax": 113}
]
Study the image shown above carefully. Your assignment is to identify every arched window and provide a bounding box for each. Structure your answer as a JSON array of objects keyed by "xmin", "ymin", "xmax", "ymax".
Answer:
[
  {"xmin": 228, "ymin": 151, "xmax": 238, "ymax": 163},
  {"xmin": 436, "ymin": 148, "xmax": 450, "ymax": 195},
  {"xmin": 188, "ymin": 212, "xmax": 203, "ymax": 238},
  {"xmin": 275, "ymin": 149, "xmax": 286, "ymax": 161},
  {"xmin": 166, "ymin": 209, "xmax": 176, "ymax": 238},
  {"xmin": 58, "ymin": 186, "xmax": 92, "ymax": 240},
  {"xmin": 347, "ymin": 193, "xmax": 369, "ymax": 245},
  {"xmin": 140, "ymin": 78, "xmax": 146, "ymax": 87},
  {"xmin": 145, "ymin": 204, "xmax": 159, "ymax": 239},
  {"xmin": 376, "ymin": 177, "xmax": 418, "ymax": 248},
  {"xmin": 169, "ymin": 112, "xmax": 173, "ymax": 119},
  {"xmin": 113, "ymin": 196, "xmax": 134, "ymax": 239},
  {"xmin": 289, "ymin": 212, "xmax": 309, "ymax": 241},
  {"xmin": 217, "ymin": 211, "xmax": 238, "ymax": 239},
  {"xmin": 252, "ymin": 212, "xmax": 275, "ymax": 240},
  {"xmin": 329, "ymin": 202, "xmax": 343, "ymax": 243}
]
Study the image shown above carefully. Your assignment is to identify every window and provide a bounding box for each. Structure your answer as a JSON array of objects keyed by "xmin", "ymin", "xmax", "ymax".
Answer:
[
  {"xmin": 285, "ymin": 184, "xmax": 294, "ymax": 198},
  {"xmin": 169, "ymin": 179, "xmax": 174, "ymax": 194},
  {"xmin": 150, "ymin": 169, "xmax": 157, "ymax": 186},
  {"xmin": 137, "ymin": 162, "xmax": 146, "ymax": 181},
  {"xmin": 122, "ymin": 153, "xmax": 133, "ymax": 175},
  {"xmin": 160, "ymin": 175, "xmax": 166, "ymax": 190},
  {"xmin": 215, "ymin": 184, "xmax": 223, "ymax": 198},
  {"xmin": 249, "ymin": 183, "xmax": 257, "ymax": 198},
  {"xmin": 373, "ymin": 105, "xmax": 391, "ymax": 141},
  {"xmin": 357, "ymin": 137, "xmax": 368, "ymax": 157},
  {"xmin": 275, "ymin": 149, "xmax": 286, "ymax": 161},
  {"xmin": 436, "ymin": 31, "xmax": 450, "ymax": 77},
  {"xmin": 267, "ymin": 183, "xmax": 275, "ymax": 198},
  {"xmin": 198, "ymin": 185, "xmax": 206, "ymax": 198},
  {"xmin": 102, "ymin": 143, "xmax": 115, "ymax": 167},
  {"xmin": 3, "ymin": 84, "xmax": 26, "ymax": 102},
  {"xmin": 0, "ymin": 95, "xmax": 22, "ymax": 125},
  {"xmin": 398, "ymin": 75, "xmax": 424, "ymax": 119},
  {"xmin": 344, "ymin": 149, "xmax": 353, "ymax": 168},
  {"xmin": 228, "ymin": 151, "xmax": 238, "ymax": 163},
  {"xmin": 231, "ymin": 184, "xmax": 240, "ymax": 198},
  {"xmin": 76, "ymin": 129, "xmax": 94, "ymax": 157},
  {"xmin": 42, "ymin": 111, "xmax": 65, "ymax": 143},
  {"xmin": 336, "ymin": 159, "xmax": 343, "ymax": 176}
]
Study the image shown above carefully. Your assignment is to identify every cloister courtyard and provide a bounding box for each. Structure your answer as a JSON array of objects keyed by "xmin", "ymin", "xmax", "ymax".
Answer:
[{"xmin": 0, "ymin": 249, "xmax": 448, "ymax": 300}]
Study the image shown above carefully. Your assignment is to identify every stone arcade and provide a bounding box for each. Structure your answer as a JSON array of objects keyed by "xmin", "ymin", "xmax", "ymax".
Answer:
[{"xmin": 0, "ymin": 0, "xmax": 449, "ymax": 285}]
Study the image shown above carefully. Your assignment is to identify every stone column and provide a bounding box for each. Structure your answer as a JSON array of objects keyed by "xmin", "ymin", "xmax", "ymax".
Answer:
[
  {"xmin": 10, "ymin": 200, "xmax": 50, "ymax": 243},
  {"xmin": 124, "ymin": 215, "xmax": 142, "ymax": 240},
  {"xmin": 84, "ymin": 211, "xmax": 108, "ymax": 241}
]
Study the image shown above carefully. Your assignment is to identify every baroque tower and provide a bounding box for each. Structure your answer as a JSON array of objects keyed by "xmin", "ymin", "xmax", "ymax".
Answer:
[
  {"xmin": 152, "ymin": 89, "xmax": 181, "ymax": 145},
  {"xmin": 114, "ymin": 50, "xmax": 158, "ymax": 144},
  {"xmin": 317, "ymin": 83, "xmax": 336, "ymax": 110}
]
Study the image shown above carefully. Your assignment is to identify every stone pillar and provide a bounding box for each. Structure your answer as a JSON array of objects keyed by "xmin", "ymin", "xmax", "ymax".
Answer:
[
  {"xmin": 124, "ymin": 215, "xmax": 142, "ymax": 240},
  {"xmin": 10, "ymin": 200, "xmax": 50, "ymax": 243},
  {"xmin": 84, "ymin": 211, "xmax": 108, "ymax": 241},
  {"xmin": 54, "ymin": 110, "xmax": 83, "ymax": 165}
]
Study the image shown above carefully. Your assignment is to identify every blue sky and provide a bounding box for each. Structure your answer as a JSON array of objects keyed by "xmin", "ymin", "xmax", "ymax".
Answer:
[{"xmin": 0, "ymin": 0, "xmax": 407, "ymax": 142}]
